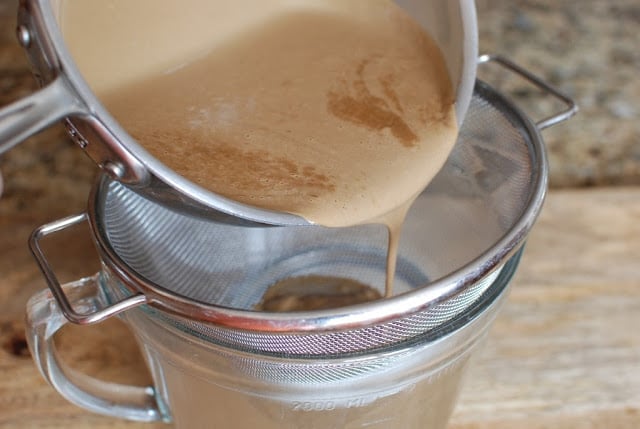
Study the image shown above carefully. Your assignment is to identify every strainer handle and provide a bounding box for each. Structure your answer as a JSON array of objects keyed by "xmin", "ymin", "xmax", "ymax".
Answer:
[
  {"xmin": 25, "ymin": 276, "xmax": 168, "ymax": 422},
  {"xmin": 478, "ymin": 54, "xmax": 578, "ymax": 130},
  {"xmin": 29, "ymin": 213, "xmax": 148, "ymax": 325}
]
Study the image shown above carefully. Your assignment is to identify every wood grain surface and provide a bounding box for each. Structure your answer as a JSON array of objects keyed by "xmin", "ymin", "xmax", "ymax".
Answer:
[{"xmin": 1, "ymin": 187, "xmax": 639, "ymax": 428}]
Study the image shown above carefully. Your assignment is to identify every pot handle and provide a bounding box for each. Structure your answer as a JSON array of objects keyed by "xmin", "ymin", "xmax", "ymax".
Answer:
[
  {"xmin": 0, "ymin": 76, "xmax": 85, "ymax": 155},
  {"xmin": 478, "ymin": 54, "xmax": 578, "ymax": 130},
  {"xmin": 25, "ymin": 275, "xmax": 169, "ymax": 422}
]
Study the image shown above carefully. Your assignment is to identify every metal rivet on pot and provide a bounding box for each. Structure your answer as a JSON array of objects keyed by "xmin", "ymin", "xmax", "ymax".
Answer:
[
  {"xmin": 63, "ymin": 120, "xmax": 89, "ymax": 149},
  {"xmin": 101, "ymin": 161, "xmax": 126, "ymax": 180},
  {"xmin": 16, "ymin": 25, "xmax": 31, "ymax": 48}
]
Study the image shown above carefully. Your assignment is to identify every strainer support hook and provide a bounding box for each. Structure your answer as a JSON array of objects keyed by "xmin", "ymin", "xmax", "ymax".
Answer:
[
  {"xmin": 29, "ymin": 213, "xmax": 148, "ymax": 325},
  {"xmin": 478, "ymin": 54, "xmax": 578, "ymax": 130}
]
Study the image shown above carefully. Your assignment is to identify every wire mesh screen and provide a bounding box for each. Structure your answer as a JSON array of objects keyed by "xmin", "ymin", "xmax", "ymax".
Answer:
[{"xmin": 97, "ymin": 81, "xmax": 540, "ymax": 361}]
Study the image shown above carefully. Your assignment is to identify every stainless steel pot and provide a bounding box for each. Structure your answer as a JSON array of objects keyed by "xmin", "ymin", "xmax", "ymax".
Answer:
[{"xmin": 0, "ymin": 0, "xmax": 479, "ymax": 226}]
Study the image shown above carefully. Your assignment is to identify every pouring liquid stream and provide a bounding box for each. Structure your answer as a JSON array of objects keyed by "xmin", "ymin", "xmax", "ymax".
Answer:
[{"xmin": 60, "ymin": 0, "xmax": 458, "ymax": 305}]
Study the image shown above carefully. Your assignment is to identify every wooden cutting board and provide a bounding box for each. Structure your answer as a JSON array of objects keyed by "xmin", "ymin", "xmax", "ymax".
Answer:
[{"xmin": 1, "ymin": 187, "xmax": 639, "ymax": 428}]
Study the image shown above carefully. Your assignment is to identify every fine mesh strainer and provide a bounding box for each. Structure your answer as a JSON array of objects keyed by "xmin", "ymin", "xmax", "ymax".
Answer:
[{"xmin": 29, "ymin": 58, "xmax": 575, "ymax": 353}]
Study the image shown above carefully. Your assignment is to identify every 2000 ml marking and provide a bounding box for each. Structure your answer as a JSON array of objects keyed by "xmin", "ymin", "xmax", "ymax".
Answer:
[{"xmin": 292, "ymin": 396, "xmax": 378, "ymax": 412}]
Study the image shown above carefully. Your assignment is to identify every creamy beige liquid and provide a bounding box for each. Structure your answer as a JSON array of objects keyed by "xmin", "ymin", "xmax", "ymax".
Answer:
[
  {"xmin": 59, "ymin": 0, "xmax": 457, "ymax": 296},
  {"xmin": 256, "ymin": 275, "xmax": 382, "ymax": 311}
]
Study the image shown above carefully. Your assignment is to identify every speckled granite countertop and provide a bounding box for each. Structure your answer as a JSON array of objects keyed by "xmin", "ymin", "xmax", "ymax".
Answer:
[
  {"xmin": 476, "ymin": 0, "xmax": 639, "ymax": 187},
  {"xmin": 1, "ymin": 0, "xmax": 638, "ymax": 215}
]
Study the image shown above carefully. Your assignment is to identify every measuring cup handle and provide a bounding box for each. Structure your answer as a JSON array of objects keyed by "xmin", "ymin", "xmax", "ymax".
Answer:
[
  {"xmin": 478, "ymin": 54, "xmax": 578, "ymax": 130},
  {"xmin": 0, "ymin": 77, "xmax": 84, "ymax": 155},
  {"xmin": 25, "ymin": 275, "xmax": 169, "ymax": 422}
]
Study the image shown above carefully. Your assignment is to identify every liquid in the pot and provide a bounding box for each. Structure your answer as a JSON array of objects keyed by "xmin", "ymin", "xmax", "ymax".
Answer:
[{"xmin": 59, "ymin": 0, "xmax": 459, "ymax": 297}]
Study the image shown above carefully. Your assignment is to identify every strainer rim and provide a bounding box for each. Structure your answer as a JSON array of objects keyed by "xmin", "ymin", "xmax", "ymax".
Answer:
[
  {"xmin": 87, "ymin": 80, "xmax": 547, "ymax": 333},
  {"xmin": 113, "ymin": 247, "xmax": 521, "ymax": 360}
]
